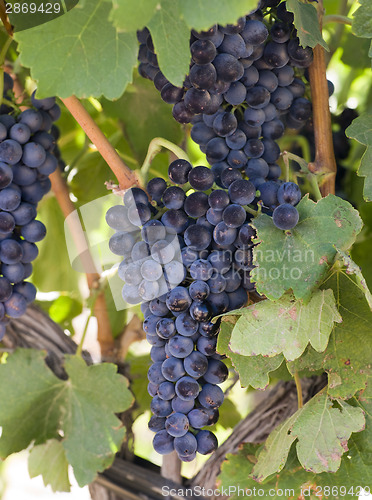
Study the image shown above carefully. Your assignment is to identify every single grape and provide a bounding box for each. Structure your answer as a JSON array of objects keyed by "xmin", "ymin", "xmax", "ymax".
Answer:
[{"xmin": 272, "ymin": 203, "xmax": 299, "ymax": 230}]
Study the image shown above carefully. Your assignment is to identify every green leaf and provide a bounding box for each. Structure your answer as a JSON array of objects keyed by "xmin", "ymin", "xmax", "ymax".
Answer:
[
  {"xmin": 217, "ymin": 321, "xmax": 284, "ymax": 389},
  {"xmin": 229, "ymin": 289, "xmax": 341, "ymax": 361},
  {"xmin": 336, "ymin": 249, "xmax": 372, "ymax": 309},
  {"xmin": 289, "ymin": 270, "xmax": 372, "ymax": 399},
  {"xmin": 28, "ymin": 439, "xmax": 71, "ymax": 493},
  {"xmin": 251, "ymin": 414, "xmax": 298, "ymax": 481},
  {"xmin": 358, "ymin": 146, "xmax": 372, "ymax": 202},
  {"xmin": 346, "ymin": 116, "xmax": 372, "ymax": 201},
  {"xmin": 101, "ymin": 75, "xmax": 183, "ymax": 162},
  {"xmin": 286, "ymin": 0, "xmax": 328, "ymax": 50},
  {"xmin": 252, "ymin": 392, "xmax": 365, "ymax": 482},
  {"xmin": 291, "ymin": 394, "xmax": 365, "ymax": 473},
  {"xmin": 180, "ymin": 0, "xmax": 257, "ymax": 32},
  {"xmin": 341, "ymin": 33, "xmax": 372, "ymax": 69},
  {"xmin": 0, "ymin": 349, "xmax": 133, "ymax": 486},
  {"xmin": 352, "ymin": 0, "xmax": 372, "ymax": 39},
  {"xmin": 32, "ymin": 197, "xmax": 81, "ymax": 294},
  {"xmin": 219, "ymin": 437, "xmax": 372, "ymax": 500},
  {"xmin": 49, "ymin": 296, "xmax": 83, "ymax": 330},
  {"xmin": 14, "ymin": 1, "xmax": 138, "ymax": 99},
  {"xmin": 109, "ymin": 0, "xmax": 159, "ymax": 32},
  {"xmin": 346, "ymin": 114, "xmax": 372, "ymax": 146},
  {"xmin": 217, "ymin": 397, "xmax": 242, "ymax": 429},
  {"xmin": 147, "ymin": 0, "xmax": 190, "ymax": 87},
  {"xmin": 251, "ymin": 195, "xmax": 362, "ymax": 300}
]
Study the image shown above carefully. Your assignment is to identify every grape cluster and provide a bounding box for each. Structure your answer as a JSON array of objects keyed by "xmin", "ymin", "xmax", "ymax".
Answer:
[
  {"xmin": 137, "ymin": 0, "xmax": 314, "ymax": 230},
  {"xmin": 0, "ymin": 76, "xmax": 61, "ymax": 339},
  {"xmin": 106, "ymin": 159, "xmax": 260, "ymax": 461}
]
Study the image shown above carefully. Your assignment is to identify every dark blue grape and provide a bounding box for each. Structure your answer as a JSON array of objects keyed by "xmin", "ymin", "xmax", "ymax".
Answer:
[
  {"xmin": 4, "ymin": 292, "xmax": 27, "ymax": 317},
  {"xmin": 158, "ymin": 381, "xmax": 176, "ymax": 401},
  {"xmin": 277, "ymin": 182, "xmax": 301, "ymax": 205},
  {"xmin": 198, "ymin": 383, "xmax": 224, "ymax": 408},
  {"xmin": 153, "ymin": 430, "xmax": 174, "ymax": 455},
  {"xmin": 196, "ymin": 430, "xmax": 218, "ymax": 454},
  {"xmin": 165, "ymin": 413, "xmax": 189, "ymax": 437},
  {"xmin": 175, "ymin": 376, "xmax": 200, "ymax": 401},
  {"xmin": 148, "ymin": 416, "xmax": 166, "ymax": 432},
  {"xmin": 272, "ymin": 203, "xmax": 299, "ymax": 230}
]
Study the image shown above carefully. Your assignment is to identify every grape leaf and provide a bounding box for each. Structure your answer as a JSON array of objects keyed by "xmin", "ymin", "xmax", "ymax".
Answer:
[
  {"xmin": 346, "ymin": 116, "xmax": 372, "ymax": 202},
  {"xmin": 252, "ymin": 392, "xmax": 365, "ymax": 482},
  {"xmin": 109, "ymin": 0, "xmax": 159, "ymax": 32},
  {"xmin": 251, "ymin": 414, "xmax": 298, "ymax": 481},
  {"xmin": 180, "ymin": 0, "xmax": 257, "ymax": 32},
  {"xmin": 14, "ymin": 1, "xmax": 138, "ymax": 99},
  {"xmin": 336, "ymin": 249, "xmax": 372, "ymax": 309},
  {"xmin": 289, "ymin": 270, "xmax": 372, "ymax": 399},
  {"xmin": 346, "ymin": 114, "xmax": 372, "ymax": 146},
  {"xmin": 0, "ymin": 349, "xmax": 133, "ymax": 486},
  {"xmin": 229, "ymin": 289, "xmax": 341, "ymax": 361},
  {"xmin": 219, "ymin": 438, "xmax": 372, "ymax": 499},
  {"xmin": 251, "ymin": 194, "xmax": 362, "ymax": 300},
  {"xmin": 286, "ymin": 0, "xmax": 328, "ymax": 50},
  {"xmin": 352, "ymin": 0, "xmax": 372, "ymax": 39},
  {"xmin": 219, "ymin": 381, "xmax": 372, "ymax": 497},
  {"xmin": 101, "ymin": 74, "xmax": 183, "ymax": 162},
  {"xmin": 28, "ymin": 439, "xmax": 70, "ymax": 492},
  {"xmin": 290, "ymin": 395, "xmax": 365, "ymax": 474},
  {"xmin": 217, "ymin": 321, "xmax": 284, "ymax": 389},
  {"xmin": 147, "ymin": 0, "xmax": 191, "ymax": 87}
]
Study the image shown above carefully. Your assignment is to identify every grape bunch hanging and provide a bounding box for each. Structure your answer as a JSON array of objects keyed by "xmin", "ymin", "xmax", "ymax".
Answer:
[
  {"xmin": 0, "ymin": 73, "xmax": 61, "ymax": 338},
  {"xmin": 106, "ymin": 0, "xmax": 321, "ymax": 462},
  {"xmin": 107, "ymin": 159, "xmax": 260, "ymax": 461},
  {"xmin": 138, "ymin": 0, "xmax": 315, "ymax": 230}
]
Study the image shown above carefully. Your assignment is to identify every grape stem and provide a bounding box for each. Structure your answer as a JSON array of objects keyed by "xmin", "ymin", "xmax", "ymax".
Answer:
[
  {"xmin": 50, "ymin": 169, "xmax": 115, "ymax": 359},
  {"xmin": 76, "ymin": 312, "xmax": 93, "ymax": 357},
  {"xmin": 282, "ymin": 151, "xmax": 322, "ymax": 201},
  {"xmin": 308, "ymin": 0, "xmax": 337, "ymax": 196},
  {"xmin": 323, "ymin": 15, "xmax": 352, "ymax": 26},
  {"xmin": 140, "ymin": 137, "xmax": 191, "ymax": 184},
  {"xmin": 294, "ymin": 371, "xmax": 303, "ymax": 410},
  {"xmin": 0, "ymin": 1, "xmax": 13, "ymax": 36},
  {"xmin": 60, "ymin": 96, "xmax": 140, "ymax": 190}
]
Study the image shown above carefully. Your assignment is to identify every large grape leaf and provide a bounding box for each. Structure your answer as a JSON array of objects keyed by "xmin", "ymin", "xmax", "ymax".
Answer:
[
  {"xmin": 217, "ymin": 321, "xmax": 284, "ymax": 389},
  {"xmin": 346, "ymin": 115, "xmax": 372, "ymax": 202},
  {"xmin": 109, "ymin": 0, "xmax": 159, "ymax": 32},
  {"xmin": 28, "ymin": 439, "xmax": 70, "ymax": 492},
  {"xmin": 14, "ymin": 0, "xmax": 138, "ymax": 99},
  {"xmin": 228, "ymin": 289, "xmax": 341, "ymax": 361},
  {"xmin": 251, "ymin": 194, "xmax": 362, "ymax": 300},
  {"xmin": 289, "ymin": 270, "xmax": 372, "ymax": 399},
  {"xmin": 286, "ymin": 0, "xmax": 328, "ymax": 50},
  {"xmin": 147, "ymin": 0, "xmax": 191, "ymax": 87},
  {"xmin": 0, "ymin": 349, "xmax": 133, "ymax": 486},
  {"xmin": 252, "ymin": 392, "xmax": 365, "ymax": 482},
  {"xmin": 180, "ymin": 0, "xmax": 257, "ymax": 32}
]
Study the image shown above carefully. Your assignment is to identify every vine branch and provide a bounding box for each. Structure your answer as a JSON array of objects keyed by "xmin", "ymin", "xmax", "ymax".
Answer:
[
  {"xmin": 308, "ymin": 0, "xmax": 337, "ymax": 196},
  {"xmin": 0, "ymin": 0, "xmax": 13, "ymax": 36},
  {"xmin": 60, "ymin": 96, "xmax": 139, "ymax": 190},
  {"xmin": 50, "ymin": 169, "xmax": 115, "ymax": 359}
]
